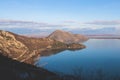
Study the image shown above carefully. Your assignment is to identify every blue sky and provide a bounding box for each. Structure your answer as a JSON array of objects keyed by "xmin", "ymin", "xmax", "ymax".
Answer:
[{"xmin": 0, "ymin": 0, "xmax": 120, "ymax": 35}]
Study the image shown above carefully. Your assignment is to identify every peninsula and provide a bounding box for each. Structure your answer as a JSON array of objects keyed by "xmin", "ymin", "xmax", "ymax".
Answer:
[{"xmin": 0, "ymin": 30, "xmax": 87, "ymax": 64}]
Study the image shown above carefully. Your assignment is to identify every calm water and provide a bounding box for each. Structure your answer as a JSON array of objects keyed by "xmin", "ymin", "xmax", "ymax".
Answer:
[{"xmin": 36, "ymin": 39, "xmax": 120, "ymax": 77}]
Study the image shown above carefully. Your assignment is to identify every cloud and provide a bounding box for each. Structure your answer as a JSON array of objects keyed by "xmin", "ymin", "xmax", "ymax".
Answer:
[
  {"xmin": 0, "ymin": 19, "xmax": 66, "ymax": 30},
  {"xmin": 0, "ymin": 19, "xmax": 69, "ymax": 35},
  {"xmin": 115, "ymin": 26, "xmax": 120, "ymax": 34},
  {"xmin": 85, "ymin": 20, "xmax": 120, "ymax": 25},
  {"xmin": 0, "ymin": 19, "xmax": 119, "ymax": 35}
]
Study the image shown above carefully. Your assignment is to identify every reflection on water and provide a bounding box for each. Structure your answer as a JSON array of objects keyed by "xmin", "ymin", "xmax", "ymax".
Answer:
[
  {"xmin": 40, "ymin": 48, "xmax": 83, "ymax": 57},
  {"xmin": 40, "ymin": 49, "xmax": 65, "ymax": 57},
  {"xmin": 36, "ymin": 39, "xmax": 120, "ymax": 79}
]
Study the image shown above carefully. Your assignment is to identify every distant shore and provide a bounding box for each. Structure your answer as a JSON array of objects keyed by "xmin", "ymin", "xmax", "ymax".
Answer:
[{"xmin": 87, "ymin": 35, "xmax": 120, "ymax": 39}]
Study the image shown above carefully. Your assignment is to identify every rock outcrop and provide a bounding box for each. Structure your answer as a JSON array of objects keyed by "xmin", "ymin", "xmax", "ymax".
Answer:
[
  {"xmin": 48, "ymin": 30, "xmax": 88, "ymax": 44},
  {"xmin": 0, "ymin": 30, "xmax": 28, "ymax": 58},
  {"xmin": 0, "ymin": 30, "xmax": 86, "ymax": 64}
]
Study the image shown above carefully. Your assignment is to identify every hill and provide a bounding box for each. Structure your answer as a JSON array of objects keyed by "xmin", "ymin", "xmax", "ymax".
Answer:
[
  {"xmin": 48, "ymin": 30, "xmax": 88, "ymax": 44},
  {"xmin": 0, "ymin": 30, "xmax": 85, "ymax": 64}
]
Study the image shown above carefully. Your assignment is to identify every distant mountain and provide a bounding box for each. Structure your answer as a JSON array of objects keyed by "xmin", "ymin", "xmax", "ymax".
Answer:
[
  {"xmin": 0, "ymin": 30, "xmax": 85, "ymax": 64},
  {"xmin": 48, "ymin": 30, "xmax": 88, "ymax": 44}
]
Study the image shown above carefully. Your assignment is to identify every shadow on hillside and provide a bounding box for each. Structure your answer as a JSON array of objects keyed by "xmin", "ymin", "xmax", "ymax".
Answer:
[{"xmin": 0, "ymin": 53, "xmax": 62, "ymax": 80}]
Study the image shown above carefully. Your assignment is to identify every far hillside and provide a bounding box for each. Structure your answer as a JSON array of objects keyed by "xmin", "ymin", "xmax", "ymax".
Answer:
[{"xmin": 48, "ymin": 30, "xmax": 88, "ymax": 44}]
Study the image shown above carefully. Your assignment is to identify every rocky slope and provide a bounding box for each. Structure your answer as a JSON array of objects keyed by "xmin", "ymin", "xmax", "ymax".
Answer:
[
  {"xmin": 0, "ymin": 30, "xmax": 85, "ymax": 64},
  {"xmin": 48, "ymin": 30, "xmax": 88, "ymax": 44}
]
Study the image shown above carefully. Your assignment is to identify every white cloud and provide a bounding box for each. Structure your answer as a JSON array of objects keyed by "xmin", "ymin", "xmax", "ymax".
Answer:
[
  {"xmin": 0, "ymin": 19, "xmax": 119, "ymax": 35},
  {"xmin": 85, "ymin": 20, "xmax": 120, "ymax": 25}
]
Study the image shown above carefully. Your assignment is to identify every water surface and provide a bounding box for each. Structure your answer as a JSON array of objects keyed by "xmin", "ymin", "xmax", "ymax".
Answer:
[{"xmin": 36, "ymin": 39, "xmax": 120, "ymax": 78}]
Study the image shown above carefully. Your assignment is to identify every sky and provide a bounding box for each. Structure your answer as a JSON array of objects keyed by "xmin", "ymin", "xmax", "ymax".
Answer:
[{"xmin": 0, "ymin": 0, "xmax": 120, "ymax": 35}]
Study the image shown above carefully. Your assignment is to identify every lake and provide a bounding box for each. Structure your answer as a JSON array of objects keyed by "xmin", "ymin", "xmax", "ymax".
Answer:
[{"xmin": 35, "ymin": 39, "xmax": 120, "ymax": 79}]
